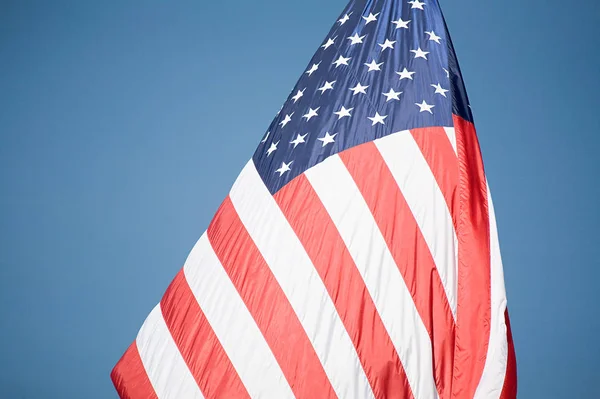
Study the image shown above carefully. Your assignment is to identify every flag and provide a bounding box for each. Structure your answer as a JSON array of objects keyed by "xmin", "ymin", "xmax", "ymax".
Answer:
[{"xmin": 111, "ymin": 0, "xmax": 517, "ymax": 397}]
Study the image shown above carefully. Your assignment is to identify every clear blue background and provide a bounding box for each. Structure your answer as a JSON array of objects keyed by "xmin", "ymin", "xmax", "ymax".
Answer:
[{"xmin": 1, "ymin": 1, "xmax": 598, "ymax": 397}]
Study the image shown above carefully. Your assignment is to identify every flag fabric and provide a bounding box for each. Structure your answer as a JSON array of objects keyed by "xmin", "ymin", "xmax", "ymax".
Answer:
[{"xmin": 111, "ymin": 0, "xmax": 517, "ymax": 398}]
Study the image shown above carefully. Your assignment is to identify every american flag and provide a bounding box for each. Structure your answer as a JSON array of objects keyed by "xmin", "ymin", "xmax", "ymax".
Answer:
[{"xmin": 112, "ymin": 0, "xmax": 517, "ymax": 398}]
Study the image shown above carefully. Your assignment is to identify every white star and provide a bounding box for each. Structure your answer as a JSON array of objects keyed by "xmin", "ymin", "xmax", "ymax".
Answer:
[
  {"xmin": 392, "ymin": 18, "xmax": 411, "ymax": 29},
  {"xmin": 266, "ymin": 141, "xmax": 279, "ymax": 156},
  {"xmin": 322, "ymin": 37, "xmax": 335, "ymax": 50},
  {"xmin": 261, "ymin": 131, "xmax": 270, "ymax": 143},
  {"xmin": 382, "ymin": 88, "xmax": 402, "ymax": 102},
  {"xmin": 431, "ymin": 83, "xmax": 449, "ymax": 97},
  {"xmin": 348, "ymin": 33, "xmax": 366, "ymax": 45},
  {"xmin": 365, "ymin": 59, "xmax": 384, "ymax": 72},
  {"xmin": 408, "ymin": 0, "xmax": 426, "ymax": 10},
  {"xmin": 279, "ymin": 113, "xmax": 293, "ymax": 128},
  {"xmin": 317, "ymin": 80, "xmax": 335, "ymax": 94},
  {"xmin": 333, "ymin": 55, "xmax": 351, "ymax": 68},
  {"xmin": 411, "ymin": 47, "xmax": 430, "ymax": 59},
  {"xmin": 425, "ymin": 30, "xmax": 441, "ymax": 44},
  {"xmin": 334, "ymin": 106, "xmax": 353, "ymax": 119},
  {"xmin": 290, "ymin": 133, "xmax": 308, "ymax": 148},
  {"xmin": 362, "ymin": 12, "xmax": 379, "ymax": 25},
  {"xmin": 415, "ymin": 100, "xmax": 435, "ymax": 114},
  {"xmin": 276, "ymin": 161, "xmax": 292, "ymax": 176},
  {"xmin": 368, "ymin": 112, "xmax": 388, "ymax": 126},
  {"xmin": 303, "ymin": 107, "xmax": 320, "ymax": 121},
  {"xmin": 349, "ymin": 82, "xmax": 369, "ymax": 95},
  {"xmin": 306, "ymin": 62, "xmax": 320, "ymax": 76},
  {"xmin": 338, "ymin": 13, "xmax": 352, "ymax": 25},
  {"xmin": 318, "ymin": 132, "xmax": 337, "ymax": 147},
  {"xmin": 291, "ymin": 89, "xmax": 305, "ymax": 103},
  {"xmin": 396, "ymin": 67, "xmax": 416, "ymax": 80},
  {"xmin": 443, "ymin": 68, "xmax": 450, "ymax": 78},
  {"xmin": 378, "ymin": 39, "xmax": 396, "ymax": 52}
]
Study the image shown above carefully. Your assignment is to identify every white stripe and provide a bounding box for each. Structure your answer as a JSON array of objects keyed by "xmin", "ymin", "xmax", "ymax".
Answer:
[
  {"xmin": 473, "ymin": 185, "xmax": 509, "ymax": 399},
  {"xmin": 230, "ymin": 160, "xmax": 375, "ymax": 399},
  {"xmin": 183, "ymin": 233, "xmax": 294, "ymax": 399},
  {"xmin": 306, "ymin": 154, "xmax": 439, "ymax": 399},
  {"xmin": 444, "ymin": 127, "xmax": 457, "ymax": 155},
  {"xmin": 137, "ymin": 305, "xmax": 205, "ymax": 399},
  {"xmin": 443, "ymin": 126, "xmax": 460, "ymax": 284},
  {"xmin": 376, "ymin": 130, "xmax": 458, "ymax": 318}
]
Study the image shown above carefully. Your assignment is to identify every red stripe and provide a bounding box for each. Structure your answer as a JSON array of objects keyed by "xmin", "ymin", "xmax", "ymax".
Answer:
[
  {"xmin": 159, "ymin": 270, "xmax": 250, "ymax": 399},
  {"xmin": 410, "ymin": 127, "xmax": 460, "ymax": 230},
  {"xmin": 413, "ymin": 124, "xmax": 515, "ymax": 397},
  {"xmin": 207, "ymin": 196, "xmax": 336, "ymax": 399},
  {"xmin": 500, "ymin": 310, "xmax": 517, "ymax": 399},
  {"xmin": 274, "ymin": 175, "xmax": 414, "ymax": 399},
  {"xmin": 111, "ymin": 342, "xmax": 158, "ymax": 399},
  {"xmin": 450, "ymin": 115, "xmax": 492, "ymax": 398},
  {"xmin": 340, "ymin": 143, "xmax": 455, "ymax": 399}
]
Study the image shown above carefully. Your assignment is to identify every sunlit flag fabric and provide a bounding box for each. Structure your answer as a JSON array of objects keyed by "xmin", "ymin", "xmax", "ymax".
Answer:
[{"xmin": 111, "ymin": 0, "xmax": 517, "ymax": 398}]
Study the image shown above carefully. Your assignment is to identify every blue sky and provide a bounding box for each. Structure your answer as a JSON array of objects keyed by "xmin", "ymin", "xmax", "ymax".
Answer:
[{"xmin": 1, "ymin": 1, "xmax": 598, "ymax": 397}]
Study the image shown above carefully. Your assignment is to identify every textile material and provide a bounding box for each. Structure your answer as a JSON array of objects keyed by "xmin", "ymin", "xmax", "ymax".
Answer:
[{"xmin": 112, "ymin": 0, "xmax": 517, "ymax": 397}]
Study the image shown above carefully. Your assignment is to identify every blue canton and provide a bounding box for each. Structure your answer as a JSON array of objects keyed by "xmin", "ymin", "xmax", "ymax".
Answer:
[{"xmin": 253, "ymin": 0, "xmax": 473, "ymax": 194}]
